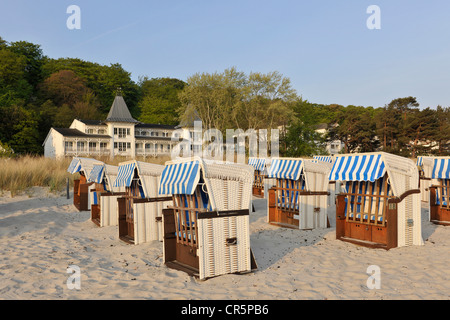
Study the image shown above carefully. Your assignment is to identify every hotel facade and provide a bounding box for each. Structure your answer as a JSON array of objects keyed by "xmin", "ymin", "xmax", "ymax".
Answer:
[{"xmin": 43, "ymin": 94, "xmax": 194, "ymax": 159}]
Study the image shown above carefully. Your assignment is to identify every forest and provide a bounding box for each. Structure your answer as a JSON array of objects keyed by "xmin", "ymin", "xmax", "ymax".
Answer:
[{"xmin": 0, "ymin": 36, "xmax": 449, "ymax": 157}]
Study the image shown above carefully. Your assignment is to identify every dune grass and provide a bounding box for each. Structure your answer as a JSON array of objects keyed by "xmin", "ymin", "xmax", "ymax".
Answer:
[
  {"xmin": 0, "ymin": 155, "xmax": 174, "ymax": 197},
  {"xmin": 0, "ymin": 156, "xmax": 73, "ymax": 197}
]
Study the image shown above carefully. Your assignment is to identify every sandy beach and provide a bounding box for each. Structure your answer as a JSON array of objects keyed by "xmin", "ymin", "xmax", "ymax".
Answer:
[{"xmin": 0, "ymin": 187, "xmax": 449, "ymax": 300}]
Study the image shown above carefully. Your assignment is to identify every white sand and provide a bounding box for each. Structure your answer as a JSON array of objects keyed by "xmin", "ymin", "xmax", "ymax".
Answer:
[{"xmin": 0, "ymin": 187, "xmax": 449, "ymax": 300}]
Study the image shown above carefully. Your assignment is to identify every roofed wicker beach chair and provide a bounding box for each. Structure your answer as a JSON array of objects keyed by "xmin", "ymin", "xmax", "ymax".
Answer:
[
  {"xmin": 248, "ymin": 157, "xmax": 273, "ymax": 198},
  {"xmin": 313, "ymin": 155, "xmax": 338, "ymax": 207},
  {"xmin": 114, "ymin": 160, "xmax": 172, "ymax": 245},
  {"xmin": 267, "ymin": 158, "xmax": 332, "ymax": 230},
  {"xmin": 158, "ymin": 157, "xmax": 257, "ymax": 280},
  {"xmin": 87, "ymin": 163, "xmax": 126, "ymax": 227},
  {"xmin": 428, "ymin": 157, "xmax": 450, "ymax": 225},
  {"xmin": 67, "ymin": 157, "xmax": 102, "ymax": 211},
  {"xmin": 330, "ymin": 152, "xmax": 424, "ymax": 249},
  {"xmin": 417, "ymin": 156, "xmax": 434, "ymax": 203}
]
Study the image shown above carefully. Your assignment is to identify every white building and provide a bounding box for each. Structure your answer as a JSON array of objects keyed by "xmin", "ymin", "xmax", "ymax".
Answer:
[
  {"xmin": 43, "ymin": 94, "xmax": 181, "ymax": 159},
  {"xmin": 314, "ymin": 123, "xmax": 344, "ymax": 155}
]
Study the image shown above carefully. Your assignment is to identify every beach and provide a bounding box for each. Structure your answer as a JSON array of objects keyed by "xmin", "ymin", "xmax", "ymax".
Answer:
[{"xmin": 0, "ymin": 187, "xmax": 449, "ymax": 300}]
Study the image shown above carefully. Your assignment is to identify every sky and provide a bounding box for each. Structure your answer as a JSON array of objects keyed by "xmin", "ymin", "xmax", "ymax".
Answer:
[{"xmin": 1, "ymin": 0, "xmax": 450, "ymax": 109}]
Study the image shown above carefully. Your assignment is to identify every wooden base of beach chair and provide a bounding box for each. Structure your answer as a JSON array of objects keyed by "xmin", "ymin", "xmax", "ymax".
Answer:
[
  {"xmin": 91, "ymin": 204, "xmax": 100, "ymax": 226},
  {"xmin": 335, "ymin": 195, "xmax": 398, "ymax": 250},
  {"xmin": 118, "ymin": 197, "xmax": 135, "ymax": 244},
  {"xmin": 430, "ymin": 206, "xmax": 450, "ymax": 226},
  {"xmin": 73, "ymin": 178, "xmax": 93, "ymax": 212},
  {"xmin": 429, "ymin": 187, "xmax": 450, "ymax": 226},
  {"xmin": 252, "ymin": 186, "xmax": 264, "ymax": 198}
]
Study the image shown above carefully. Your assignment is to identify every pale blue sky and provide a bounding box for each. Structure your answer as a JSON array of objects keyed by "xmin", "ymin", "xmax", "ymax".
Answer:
[{"xmin": 1, "ymin": 0, "xmax": 450, "ymax": 109}]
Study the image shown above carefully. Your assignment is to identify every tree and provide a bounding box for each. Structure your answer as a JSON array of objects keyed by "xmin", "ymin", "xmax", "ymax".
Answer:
[
  {"xmin": 330, "ymin": 105, "xmax": 379, "ymax": 153},
  {"xmin": 38, "ymin": 70, "xmax": 89, "ymax": 106},
  {"xmin": 404, "ymin": 108, "xmax": 438, "ymax": 157},
  {"xmin": 433, "ymin": 106, "xmax": 450, "ymax": 155},
  {"xmin": 7, "ymin": 40, "xmax": 44, "ymax": 90},
  {"xmin": 178, "ymin": 67, "xmax": 246, "ymax": 132},
  {"xmin": 138, "ymin": 77, "xmax": 186, "ymax": 125},
  {"xmin": 282, "ymin": 99, "xmax": 326, "ymax": 157},
  {"xmin": 178, "ymin": 68, "xmax": 297, "ymax": 132}
]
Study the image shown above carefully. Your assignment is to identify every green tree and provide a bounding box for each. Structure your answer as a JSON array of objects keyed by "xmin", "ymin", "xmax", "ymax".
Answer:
[
  {"xmin": 8, "ymin": 40, "xmax": 44, "ymax": 90},
  {"xmin": 282, "ymin": 99, "xmax": 326, "ymax": 157},
  {"xmin": 138, "ymin": 77, "xmax": 186, "ymax": 125}
]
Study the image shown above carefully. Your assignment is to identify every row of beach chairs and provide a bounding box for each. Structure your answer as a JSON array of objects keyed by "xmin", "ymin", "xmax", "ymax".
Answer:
[{"xmin": 67, "ymin": 152, "xmax": 449, "ymax": 279}]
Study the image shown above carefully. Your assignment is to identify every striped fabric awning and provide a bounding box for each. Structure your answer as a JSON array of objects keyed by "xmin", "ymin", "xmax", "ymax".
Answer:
[
  {"xmin": 313, "ymin": 156, "xmax": 333, "ymax": 163},
  {"xmin": 67, "ymin": 158, "xmax": 82, "ymax": 174},
  {"xmin": 267, "ymin": 159, "xmax": 303, "ymax": 180},
  {"xmin": 329, "ymin": 154, "xmax": 386, "ymax": 182},
  {"xmin": 248, "ymin": 158, "xmax": 266, "ymax": 172},
  {"xmin": 432, "ymin": 158, "xmax": 450, "ymax": 179},
  {"xmin": 114, "ymin": 162, "xmax": 136, "ymax": 188},
  {"xmin": 88, "ymin": 164, "xmax": 105, "ymax": 184},
  {"xmin": 158, "ymin": 160, "xmax": 201, "ymax": 195}
]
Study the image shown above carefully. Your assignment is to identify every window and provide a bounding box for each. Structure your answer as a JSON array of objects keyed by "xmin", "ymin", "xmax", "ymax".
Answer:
[
  {"xmin": 87, "ymin": 129, "xmax": 94, "ymax": 134},
  {"xmin": 65, "ymin": 141, "xmax": 73, "ymax": 151},
  {"xmin": 100, "ymin": 142, "xmax": 107, "ymax": 150},
  {"xmin": 115, "ymin": 142, "xmax": 129, "ymax": 152},
  {"xmin": 77, "ymin": 141, "xmax": 85, "ymax": 151},
  {"xmin": 98, "ymin": 129, "xmax": 105, "ymax": 135},
  {"xmin": 115, "ymin": 128, "xmax": 128, "ymax": 138},
  {"xmin": 89, "ymin": 142, "xmax": 96, "ymax": 151}
]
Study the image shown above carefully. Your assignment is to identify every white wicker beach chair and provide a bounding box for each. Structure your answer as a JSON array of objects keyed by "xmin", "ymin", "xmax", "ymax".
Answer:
[
  {"xmin": 267, "ymin": 158, "xmax": 332, "ymax": 230},
  {"xmin": 159, "ymin": 156, "xmax": 257, "ymax": 280},
  {"xmin": 417, "ymin": 156, "xmax": 434, "ymax": 202},
  {"xmin": 330, "ymin": 152, "xmax": 424, "ymax": 249},
  {"xmin": 428, "ymin": 157, "xmax": 450, "ymax": 225},
  {"xmin": 114, "ymin": 160, "xmax": 172, "ymax": 244},
  {"xmin": 87, "ymin": 163, "xmax": 127, "ymax": 227},
  {"xmin": 67, "ymin": 157, "xmax": 102, "ymax": 211}
]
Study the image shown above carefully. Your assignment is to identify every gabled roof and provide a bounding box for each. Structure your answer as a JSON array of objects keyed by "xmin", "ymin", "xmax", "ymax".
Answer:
[
  {"xmin": 105, "ymin": 95, "xmax": 139, "ymax": 123},
  {"xmin": 52, "ymin": 128, "xmax": 110, "ymax": 139}
]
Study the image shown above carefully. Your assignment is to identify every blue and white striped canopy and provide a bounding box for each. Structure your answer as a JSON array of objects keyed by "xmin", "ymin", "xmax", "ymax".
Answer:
[
  {"xmin": 248, "ymin": 158, "xmax": 266, "ymax": 172},
  {"xmin": 416, "ymin": 156, "xmax": 424, "ymax": 166},
  {"xmin": 267, "ymin": 159, "xmax": 303, "ymax": 180},
  {"xmin": 313, "ymin": 156, "xmax": 333, "ymax": 163},
  {"xmin": 88, "ymin": 164, "xmax": 105, "ymax": 184},
  {"xmin": 329, "ymin": 154, "xmax": 386, "ymax": 182},
  {"xmin": 432, "ymin": 158, "xmax": 450, "ymax": 179},
  {"xmin": 114, "ymin": 162, "xmax": 136, "ymax": 188},
  {"xmin": 158, "ymin": 160, "xmax": 201, "ymax": 195},
  {"xmin": 67, "ymin": 158, "xmax": 82, "ymax": 174}
]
